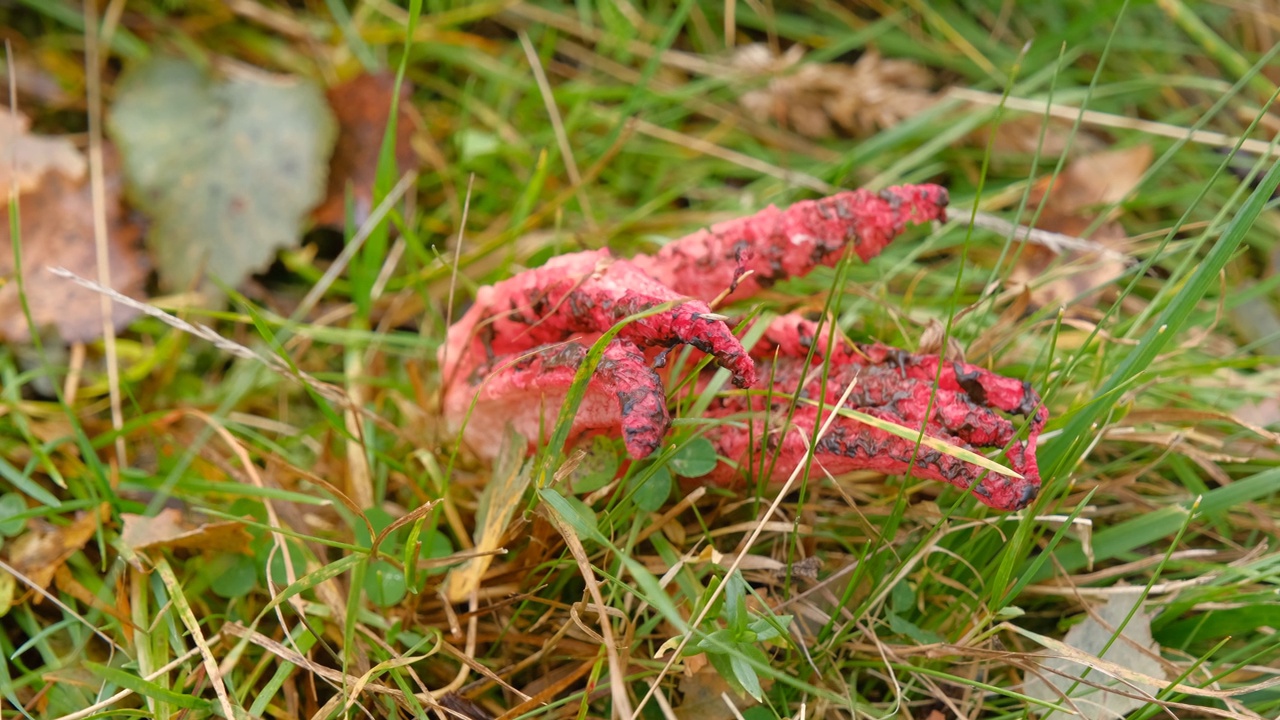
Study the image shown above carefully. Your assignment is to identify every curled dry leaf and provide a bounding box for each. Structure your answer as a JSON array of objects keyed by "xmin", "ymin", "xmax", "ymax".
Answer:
[
  {"xmin": 0, "ymin": 143, "xmax": 148, "ymax": 344},
  {"xmin": 1008, "ymin": 145, "xmax": 1153, "ymax": 314},
  {"xmin": 313, "ymin": 72, "xmax": 422, "ymax": 227},
  {"xmin": 119, "ymin": 507, "xmax": 252, "ymax": 555},
  {"xmin": 734, "ymin": 44, "xmax": 937, "ymax": 139},
  {"xmin": 917, "ymin": 317, "xmax": 966, "ymax": 363}
]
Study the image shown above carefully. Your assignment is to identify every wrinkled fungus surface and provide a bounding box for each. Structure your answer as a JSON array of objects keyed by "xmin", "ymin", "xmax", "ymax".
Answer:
[{"xmin": 441, "ymin": 184, "xmax": 1047, "ymax": 510}]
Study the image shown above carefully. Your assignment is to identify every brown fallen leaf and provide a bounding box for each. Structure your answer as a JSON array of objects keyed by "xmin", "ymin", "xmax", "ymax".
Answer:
[
  {"xmin": 1008, "ymin": 145, "xmax": 1153, "ymax": 314},
  {"xmin": 54, "ymin": 564, "xmax": 134, "ymax": 627},
  {"xmin": 1048, "ymin": 145, "xmax": 1154, "ymax": 210},
  {"xmin": 673, "ymin": 664, "xmax": 756, "ymax": 720},
  {"xmin": 0, "ymin": 108, "xmax": 85, "ymax": 195},
  {"xmin": 978, "ymin": 113, "xmax": 1105, "ymax": 159},
  {"xmin": 119, "ymin": 507, "xmax": 252, "ymax": 555},
  {"xmin": 0, "ymin": 147, "xmax": 149, "ymax": 344},
  {"xmin": 4, "ymin": 510, "xmax": 99, "ymax": 599},
  {"xmin": 917, "ymin": 317, "xmax": 966, "ymax": 363},
  {"xmin": 734, "ymin": 44, "xmax": 936, "ymax": 139},
  {"xmin": 313, "ymin": 71, "xmax": 422, "ymax": 227}
]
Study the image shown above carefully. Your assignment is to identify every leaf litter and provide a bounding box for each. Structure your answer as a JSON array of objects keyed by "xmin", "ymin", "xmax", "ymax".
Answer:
[
  {"xmin": 0, "ymin": 112, "xmax": 148, "ymax": 344},
  {"xmin": 313, "ymin": 71, "xmax": 422, "ymax": 227},
  {"xmin": 108, "ymin": 56, "xmax": 336, "ymax": 299},
  {"xmin": 0, "ymin": 108, "xmax": 85, "ymax": 195},
  {"xmin": 1, "ymin": 509, "xmax": 99, "ymax": 614},
  {"xmin": 119, "ymin": 507, "xmax": 252, "ymax": 556},
  {"xmin": 733, "ymin": 44, "xmax": 938, "ymax": 139},
  {"xmin": 1008, "ymin": 145, "xmax": 1154, "ymax": 315},
  {"xmin": 1023, "ymin": 590, "xmax": 1168, "ymax": 720}
]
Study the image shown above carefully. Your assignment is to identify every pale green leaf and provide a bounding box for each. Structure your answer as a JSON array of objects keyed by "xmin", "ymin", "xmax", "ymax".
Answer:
[{"xmin": 109, "ymin": 57, "xmax": 336, "ymax": 296}]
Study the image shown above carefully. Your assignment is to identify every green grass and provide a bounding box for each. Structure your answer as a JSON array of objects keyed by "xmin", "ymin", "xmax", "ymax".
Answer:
[{"xmin": 3, "ymin": 1, "xmax": 1280, "ymax": 718}]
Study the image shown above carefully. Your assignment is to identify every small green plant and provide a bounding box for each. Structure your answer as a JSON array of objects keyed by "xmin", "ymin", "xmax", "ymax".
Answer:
[
  {"xmin": 628, "ymin": 434, "xmax": 719, "ymax": 512},
  {"xmin": 690, "ymin": 570, "xmax": 794, "ymax": 701}
]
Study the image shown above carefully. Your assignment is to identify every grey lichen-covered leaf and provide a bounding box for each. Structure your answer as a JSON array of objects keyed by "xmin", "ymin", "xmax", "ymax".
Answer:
[
  {"xmin": 1024, "ymin": 590, "xmax": 1168, "ymax": 720},
  {"xmin": 108, "ymin": 57, "xmax": 336, "ymax": 297}
]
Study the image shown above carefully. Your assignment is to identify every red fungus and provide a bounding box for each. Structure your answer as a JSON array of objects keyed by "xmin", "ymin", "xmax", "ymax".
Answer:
[{"xmin": 440, "ymin": 184, "xmax": 1047, "ymax": 511}]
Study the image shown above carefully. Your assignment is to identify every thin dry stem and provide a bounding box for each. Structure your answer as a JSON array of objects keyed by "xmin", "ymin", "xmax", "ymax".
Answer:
[
  {"xmin": 82, "ymin": 0, "xmax": 126, "ymax": 467},
  {"xmin": 51, "ymin": 644, "xmax": 207, "ymax": 720},
  {"xmin": 951, "ymin": 86, "xmax": 1280, "ymax": 158},
  {"xmin": 345, "ymin": 348, "xmax": 374, "ymax": 511},
  {"xmin": 0, "ymin": 556, "xmax": 125, "ymax": 655},
  {"xmin": 964, "ymin": 209, "xmax": 1131, "ymax": 261},
  {"xmin": 632, "ymin": 117, "xmax": 832, "ymax": 193},
  {"xmin": 48, "ymin": 266, "xmax": 350, "ymax": 405},
  {"xmin": 183, "ymin": 410, "xmax": 322, "ymax": 672},
  {"xmin": 153, "ymin": 557, "xmax": 240, "ymax": 718},
  {"xmin": 546, "ymin": 503, "xmax": 635, "ymax": 720}
]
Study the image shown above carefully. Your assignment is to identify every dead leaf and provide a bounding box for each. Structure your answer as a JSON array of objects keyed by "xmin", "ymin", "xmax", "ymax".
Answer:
[
  {"xmin": 978, "ymin": 114, "xmax": 1105, "ymax": 159},
  {"xmin": 1236, "ymin": 396, "xmax": 1280, "ymax": 428},
  {"xmin": 445, "ymin": 426, "xmax": 533, "ymax": 603},
  {"xmin": 917, "ymin": 318, "xmax": 965, "ymax": 363},
  {"xmin": 0, "ymin": 108, "xmax": 85, "ymax": 196},
  {"xmin": 673, "ymin": 664, "xmax": 756, "ymax": 720},
  {"xmin": 1051, "ymin": 145, "xmax": 1155, "ymax": 210},
  {"xmin": 53, "ymin": 565, "xmax": 134, "ymax": 626},
  {"xmin": 313, "ymin": 72, "xmax": 422, "ymax": 227},
  {"xmin": 0, "ymin": 53, "xmax": 76, "ymax": 107},
  {"xmin": 4, "ymin": 511, "xmax": 99, "ymax": 597},
  {"xmin": 119, "ymin": 507, "xmax": 252, "ymax": 554},
  {"xmin": 0, "ymin": 149, "xmax": 149, "ymax": 343},
  {"xmin": 1023, "ymin": 590, "xmax": 1168, "ymax": 719},
  {"xmin": 735, "ymin": 45, "xmax": 936, "ymax": 139},
  {"xmin": 438, "ymin": 692, "xmax": 494, "ymax": 720},
  {"xmin": 108, "ymin": 56, "xmax": 336, "ymax": 298},
  {"xmin": 1008, "ymin": 145, "xmax": 1152, "ymax": 314}
]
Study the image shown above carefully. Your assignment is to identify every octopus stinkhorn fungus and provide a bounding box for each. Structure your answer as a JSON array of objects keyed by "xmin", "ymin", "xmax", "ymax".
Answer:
[{"xmin": 441, "ymin": 185, "xmax": 1046, "ymax": 511}]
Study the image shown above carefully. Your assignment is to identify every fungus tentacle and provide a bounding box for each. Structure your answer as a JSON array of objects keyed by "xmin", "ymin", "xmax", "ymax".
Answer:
[{"xmin": 440, "ymin": 184, "xmax": 1048, "ymax": 511}]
